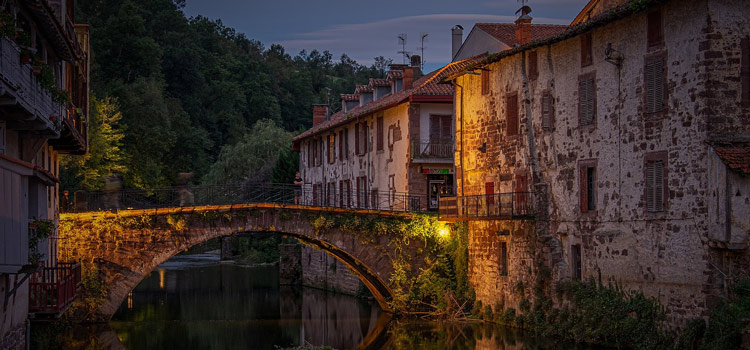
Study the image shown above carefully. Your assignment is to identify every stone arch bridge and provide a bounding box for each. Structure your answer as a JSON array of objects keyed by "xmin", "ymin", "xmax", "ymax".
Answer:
[{"xmin": 58, "ymin": 184, "xmax": 437, "ymax": 321}]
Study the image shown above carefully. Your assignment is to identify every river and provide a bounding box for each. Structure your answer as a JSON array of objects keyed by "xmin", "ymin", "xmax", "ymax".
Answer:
[{"xmin": 63, "ymin": 253, "xmax": 598, "ymax": 350}]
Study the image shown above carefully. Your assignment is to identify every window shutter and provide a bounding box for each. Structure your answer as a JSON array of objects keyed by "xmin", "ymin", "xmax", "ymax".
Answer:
[
  {"xmin": 441, "ymin": 115, "xmax": 452, "ymax": 140},
  {"xmin": 542, "ymin": 93, "xmax": 552, "ymax": 130},
  {"xmin": 645, "ymin": 58, "xmax": 665, "ymax": 113},
  {"xmin": 647, "ymin": 160, "xmax": 665, "ymax": 212},
  {"xmin": 507, "ymin": 94, "xmax": 518, "ymax": 136},
  {"xmin": 647, "ymin": 9, "xmax": 662, "ymax": 48},
  {"xmin": 430, "ymin": 115, "xmax": 440, "ymax": 143},
  {"xmin": 579, "ymin": 78, "xmax": 595, "ymax": 126},
  {"xmin": 364, "ymin": 123, "xmax": 369, "ymax": 153},
  {"xmin": 581, "ymin": 32, "xmax": 592, "ymax": 67},
  {"xmin": 742, "ymin": 38, "xmax": 750, "ymax": 104},
  {"xmin": 580, "ymin": 166, "xmax": 588, "ymax": 213},
  {"xmin": 355, "ymin": 123, "xmax": 360, "ymax": 155},
  {"xmin": 377, "ymin": 117, "xmax": 384, "ymax": 151},
  {"xmin": 529, "ymin": 51, "xmax": 538, "ymax": 79}
]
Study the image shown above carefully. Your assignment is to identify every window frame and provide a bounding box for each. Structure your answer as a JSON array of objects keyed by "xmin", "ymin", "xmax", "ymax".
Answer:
[
  {"xmin": 644, "ymin": 151, "xmax": 668, "ymax": 215},
  {"xmin": 506, "ymin": 92, "xmax": 519, "ymax": 137},
  {"xmin": 643, "ymin": 52, "xmax": 668, "ymax": 118},
  {"xmin": 327, "ymin": 134, "xmax": 336, "ymax": 164},
  {"xmin": 541, "ymin": 90, "xmax": 554, "ymax": 131},
  {"xmin": 500, "ymin": 241, "xmax": 508, "ymax": 276},
  {"xmin": 578, "ymin": 72, "xmax": 597, "ymax": 129},
  {"xmin": 581, "ymin": 32, "xmax": 593, "ymax": 67},
  {"xmin": 646, "ymin": 8, "xmax": 664, "ymax": 51},
  {"xmin": 528, "ymin": 50, "xmax": 538, "ymax": 80},
  {"xmin": 579, "ymin": 159, "xmax": 597, "ymax": 215},
  {"xmin": 571, "ymin": 244, "xmax": 582, "ymax": 281}
]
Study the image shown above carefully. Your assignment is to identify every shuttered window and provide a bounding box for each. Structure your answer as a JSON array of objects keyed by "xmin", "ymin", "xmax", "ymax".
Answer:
[
  {"xmin": 542, "ymin": 92, "xmax": 553, "ymax": 130},
  {"xmin": 376, "ymin": 116, "xmax": 384, "ymax": 151},
  {"xmin": 647, "ymin": 9, "xmax": 663, "ymax": 49},
  {"xmin": 742, "ymin": 38, "xmax": 750, "ymax": 105},
  {"xmin": 338, "ymin": 129, "xmax": 345, "ymax": 161},
  {"xmin": 355, "ymin": 122, "xmax": 368, "ymax": 155},
  {"xmin": 354, "ymin": 123, "xmax": 360, "ymax": 155},
  {"xmin": 528, "ymin": 51, "xmax": 538, "ymax": 80},
  {"xmin": 327, "ymin": 134, "xmax": 335, "ymax": 164},
  {"xmin": 307, "ymin": 141, "xmax": 312, "ymax": 166},
  {"xmin": 506, "ymin": 93, "xmax": 519, "ymax": 136},
  {"xmin": 581, "ymin": 32, "xmax": 593, "ymax": 67},
  {"xmin": 481, "ymin": 70, "xmax": 489, "ymax": 95},
  {"xmin": 646, "ymin": 160, "xmax": 665, "ymax": 212},
  {"xmin": 580, "ymin": 164, "xmax": 596, "ymax": 213},
  {"xmin": 645, "ymin": 57, "xmax": 665, "ymax": 114},
  {"xmin": 579, "ymin": 76, "xmax": 596, "ymax": 126}
]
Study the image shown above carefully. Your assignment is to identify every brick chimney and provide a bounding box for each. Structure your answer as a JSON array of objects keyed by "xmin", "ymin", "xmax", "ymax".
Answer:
[
  {"xmin": 312, "ymin": 105, "xmax": 328, "ymax": 126},
  {"xmin": 515, "ymin": 5, "xmax": 533, "ymax": 46},
  {"xmin": 403, "ymin": 55, "xmax": 422, "ymax": 90}
]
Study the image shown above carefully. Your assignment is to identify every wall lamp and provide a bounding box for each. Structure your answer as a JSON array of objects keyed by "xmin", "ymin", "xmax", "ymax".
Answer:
[
  {"xmin": 605, "ymin": 43, "xmax": 624, "ymax": 67},
  {"xmin": 477, "ymin": 142, "xmax": 487, "ymax": 153}
]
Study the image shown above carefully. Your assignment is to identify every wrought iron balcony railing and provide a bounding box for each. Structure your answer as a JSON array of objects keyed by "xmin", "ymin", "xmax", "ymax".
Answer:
[
  {"xmin": 411, "ymin": 140, "xmax": 454, "ymax": 160},
  {"xmin": 29, "ymin": 262, "xmax": 81, "ymax": 316},
  {"xmin": 69, "ymin": 183, "xmax": 431, "ymax": 213},
  {"xmin": 438, "ymin": 192, "xmax": 535, "ymax": 220}
]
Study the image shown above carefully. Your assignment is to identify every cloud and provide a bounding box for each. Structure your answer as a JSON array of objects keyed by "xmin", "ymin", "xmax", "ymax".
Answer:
[{"xmin": 278, "ymin": 13, "xmax": 571, "ymax": 69}]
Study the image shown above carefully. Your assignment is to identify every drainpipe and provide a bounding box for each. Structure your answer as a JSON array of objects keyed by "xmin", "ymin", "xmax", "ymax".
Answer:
[
  {"xmin": 451, "ymin": 79, "xmax": 465, "ymax": 197},
  {"xmin": 519, "ymin": 52, "xmax": 543, "ymax": 185}
]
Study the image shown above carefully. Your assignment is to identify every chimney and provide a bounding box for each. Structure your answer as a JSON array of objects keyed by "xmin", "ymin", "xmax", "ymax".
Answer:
[
  {"xmin": 403, "ymin": 55, "xmax": 422, "ymax": 90},
  {"xmin": 451, "ymin": 25, "xmax": 464, "ymax": 61},
  {"xmin": 312, "ymin": 105, "xmax": 328, "ymax": 126},
  {"xmin": 515, "ymin": 5, "xmax": 533, "ymax": 46}
]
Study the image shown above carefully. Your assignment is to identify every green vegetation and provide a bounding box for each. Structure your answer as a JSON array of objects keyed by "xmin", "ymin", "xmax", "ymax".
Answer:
[
  {"xmin": 677, "ymin": 279, "xmax": 750, "ymax": 350},
  {"xmin": 28, "ymin": 219, "xmax": 54, "ymax": 266},
  {"xmin": 309, "ymin": 214, "xmax": 474, "ymax": 316},
  {"xmin": 61, "ymin": 0, "xmax": 390, "ymax": 190}
]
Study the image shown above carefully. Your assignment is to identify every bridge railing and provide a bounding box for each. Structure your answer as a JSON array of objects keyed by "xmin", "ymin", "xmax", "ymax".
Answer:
[
  {"xmin": 71, "ymin": 183, "xmax": 430, "ymax": 213},
  {"xmin": 438, "ymin": 192, "xmax": 535, "ymax": 220}
]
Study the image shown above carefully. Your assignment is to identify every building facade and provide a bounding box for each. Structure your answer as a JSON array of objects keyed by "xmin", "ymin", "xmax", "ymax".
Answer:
[
  {"xmin": 0, "ymin": 0, "xmax": 89, "ymax": 348},
  {"xmin": 443, "ymin": 0, "xmax": 750, "ymax": 327},
  {"xmin": 293, "ymin": 56, "xmax": 481, "ymax": 212}
]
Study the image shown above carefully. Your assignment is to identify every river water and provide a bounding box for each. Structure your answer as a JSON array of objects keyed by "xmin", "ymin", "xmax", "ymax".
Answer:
[{"xmin": 86, "ymin": 253, "xmax": 596, "ymax": 350}]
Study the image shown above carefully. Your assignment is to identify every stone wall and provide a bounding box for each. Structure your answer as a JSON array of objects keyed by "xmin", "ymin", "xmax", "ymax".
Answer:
[
  {"xmin": 454, "ymin": 0, "xmax": 750, "ymax": 327},
  {"xmin": 0, "ymin": 274, "xmax": 28, "ymax": 350},
  {"xmin": 280, "ymin": 243, "xmax": 363, "ymax": 295}
]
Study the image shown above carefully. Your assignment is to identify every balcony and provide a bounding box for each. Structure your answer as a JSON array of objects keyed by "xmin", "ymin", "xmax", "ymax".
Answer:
[
  {"xmin": 438, "ymin": 192, "xmax": 535, "ymax": 221},
  {"xmin": 0, "ymin": 37, "xmax": 64, "ymax": 136},
  {"xmin": 411, "ymin": 140, "xmax": 454, "ymax": 162},
  {"xmin": 28, "ymin": 262, "xmax": 81, "ymax": 318}
]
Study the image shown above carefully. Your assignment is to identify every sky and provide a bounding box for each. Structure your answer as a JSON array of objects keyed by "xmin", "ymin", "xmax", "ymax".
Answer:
[{"xmin": 182, "ymin": 0, "xmax": 589, "ymax": 72}]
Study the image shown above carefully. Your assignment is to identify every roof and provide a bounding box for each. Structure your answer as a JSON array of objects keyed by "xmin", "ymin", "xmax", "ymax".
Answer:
[
  {"xmin": 443, "ymin": 0, "xmax": 670, "ymax": 82},
  {"xmin": 387, "ymin": 70, "xmax": 403, "ymax": 79},
  {"xmin": 355, "ymin": 85, "xmax": 374, "ymax": 93},
  {"xmin": 712, "ymin": 142, "xmax": 750, "ymax": 177},
  {"xmin": 475, "ymin": 23, "xmax": 568, "ymax": 48},
  {"xmin": 340, "ymin": 94, "xmax": 359, "ymax": 102},
  {"xmin": 369, "ymin": 78, "xmax": 390, "ymax": 87},
  {"xmin": 293, "ymin": 55, "xmax": 485, "ymax": 143}
]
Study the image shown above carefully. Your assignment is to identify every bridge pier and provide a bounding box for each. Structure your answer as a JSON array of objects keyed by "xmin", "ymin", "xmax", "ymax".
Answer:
[{"xmin": 220, "ymin": 236, "xmax": 235, "ymax": 261}]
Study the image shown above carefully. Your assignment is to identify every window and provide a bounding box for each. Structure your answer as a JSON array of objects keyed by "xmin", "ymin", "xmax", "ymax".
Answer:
[
  {"xmin": 581, "ymin": 32, "xmax": 593, "ymax": 67},
  {"xmin": 327, "ymin": 182, "xmax": 336, "ymax": 206},
  {"xmin": 528, "ymin": 51, "xmax": 538, "ymax": 80},
  {"xmin": 312, "ymin": 139, "xmax": 318, "ymax": 167},
  {"xmin": 338, "ymin": 129, "xmax": 345, "ymax": 161},
  {"xmin": 376, "ymin": 116, "xmax": 384, "ymax": 151},
  {"xmin": 481, "ymin": 70, "xmax": 489, "ymax": 95},
  {"xmin": 541, "ymin": 92, "xmax": 554, "ymax": 130},
  {"xmin": 571, "ymin": 244, "xmax": 582, "ymax": 280},
  {"xmin": 647, "ymin": 9, "xmax": 663, "ymax": 49},
  {"xmin": 514, "ymin": 174, "xmax": 528, "ymax": 214},
  {"xmin": 645, "ymin": 57, "xmax": 665, "ymax": 114},
  {"xmin": 579, "ymin": 161, "xmax": 596, "ymax": 213},
  {"xmin": 356, "ymin": 176, "xmax": 368, "ymax": 208},
  {"xmin": 506, "ymin": 93, "xmax": 519, "ymax": 136},
  {"xmin": 742, "ymin": 38, "xmax": 750, "ymax": 105},
  {"xmin": 317, "ymin": 138, "xmax": 323, "ymax": 166},
  {"xmin": 355, "ymin": 121, "xmax": 368, "ymax": 155},
  {"xmin": 371, "ymin": 189, "xmax": 379, "ymax": 210},
  {"xmin": 500, "ymin": 242, "xmax": 508, "ymax": 276},
  {"xmin": 645, "ymin": 154, "xmax": 667, "ymax": 213},
  {"xmin": 0, "ymin": 121, "xmax": 5, "ymax": 154},
  {"xmin": 327, "ymin": 134, "xmax": 335, "ymax": 164},
  {"xmin": 429, "ymin": 115, "xmax": 452, "ymax": 143},
  {"xmin": 485, "ymin": 181, "xmax": 495, "ymax": 207},
  {"xmin": 312, "ymin": 183, "xmax": 321, "ymax": 206},
  {"xmin": 339, "ymin": 180, "xmax": 351, "ymax": 207},
  {"xmin": 578, "ymin": 74, "xmax": 596, "ymax": 127}
]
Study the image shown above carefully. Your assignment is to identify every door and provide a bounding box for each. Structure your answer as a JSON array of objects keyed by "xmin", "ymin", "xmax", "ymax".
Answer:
[
  {"xmin": 514, "ymin": 174, "xmax": 528, "ymax": 215},
  {"xmin": 428, "ymin": 180, "xmax": 445, "ymax": 210},
  {"xmin": 484, "ymin": 182, "xmax": 494, "ymax": 216}
]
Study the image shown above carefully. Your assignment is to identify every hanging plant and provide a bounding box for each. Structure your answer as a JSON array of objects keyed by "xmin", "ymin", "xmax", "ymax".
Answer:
[
  {"xmin": 28, "ymin": 218, "xmax": 54, "ymax": 267},
  {"xmin": 0, "ymin": 12, "xmax": 15, "ymax": 39}
]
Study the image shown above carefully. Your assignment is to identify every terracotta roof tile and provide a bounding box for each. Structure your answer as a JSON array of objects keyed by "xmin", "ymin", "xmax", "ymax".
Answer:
[
  {"xmin": 475, "ymin": 23, "xmax": 568, "ymax": 48},
  {"xmin": 369, "ymin": 78, "xmax": 390, "ymax": 87},
  {"xmin": 354, "ymin": 85, "xmax": 374, "ymax": 93},
  {"xmin": 340, "ymin": 94, "xmax": 359, "ymax": 101},
  {"xmin": 712, "ymin": 142, "xmax": 750, "ymax": 177},
  {"xmin": 387, "ymin": 70, "xmax": 403, "ymax": 79},
  {"xmin": 293, "ymin": 55, "xmax": 485, "ymax": 142}
]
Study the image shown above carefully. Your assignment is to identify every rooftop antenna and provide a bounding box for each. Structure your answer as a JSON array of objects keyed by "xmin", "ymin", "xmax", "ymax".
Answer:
[
  {"xmin": 419, "ymin": 33, "xmax": 429, "ymax": 70},
  {"xmin": 397, "ymin": 33, "xmax": 410, "ymax": 64}
]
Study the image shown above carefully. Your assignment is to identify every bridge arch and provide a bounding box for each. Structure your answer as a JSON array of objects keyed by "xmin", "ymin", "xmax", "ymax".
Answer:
[{"xmin": 58, "ymin": 204, "xmax": 429, "ymax": 321}]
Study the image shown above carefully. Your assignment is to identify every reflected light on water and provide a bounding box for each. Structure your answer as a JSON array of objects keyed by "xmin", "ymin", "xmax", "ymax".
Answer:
[
  {"xmin": 158, "ymin": 268, "xmax": 165, "ymax": 289},
  {"xmin": 127, "ymin": 291, "xmax": 133, "ymax": 309}
]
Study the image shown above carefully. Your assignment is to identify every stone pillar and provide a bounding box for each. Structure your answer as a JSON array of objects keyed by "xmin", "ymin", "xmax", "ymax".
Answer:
[
  {"xmin": 279, "ymin": 244, "xmax": 302, "ymax": 285},
  {"xmin": 220, "ymin": 236, "xmax": 235, "ymax": 261}
]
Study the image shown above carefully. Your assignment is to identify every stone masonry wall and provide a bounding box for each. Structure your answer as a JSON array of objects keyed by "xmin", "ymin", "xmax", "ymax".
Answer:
[
  {"xmin": 454, "ymin": 0, "xmax": 750, "ymax": 327},
  {"xmin": 280, "ymin": 243, "xmax": 363, "ymax": 295}
]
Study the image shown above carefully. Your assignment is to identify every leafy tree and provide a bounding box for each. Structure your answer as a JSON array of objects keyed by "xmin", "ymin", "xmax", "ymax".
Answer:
[{"xmin": 60, "ymin": 97, "xmax": 127, "ymax": 191}]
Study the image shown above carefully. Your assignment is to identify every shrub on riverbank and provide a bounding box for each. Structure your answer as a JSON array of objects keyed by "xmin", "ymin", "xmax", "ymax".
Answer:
[{"xmin": 677, "ymin": 279, "xmax": 750, "ymax": 350}]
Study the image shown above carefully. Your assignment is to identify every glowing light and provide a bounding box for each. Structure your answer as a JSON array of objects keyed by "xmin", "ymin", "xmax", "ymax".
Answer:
[
  {"xmin": 159, "ymin": 268, "xmax": 165, "ymax": 289},
  {"xmin": 438, "ymin": 228, "xmax": 449, "ymax": 237}
]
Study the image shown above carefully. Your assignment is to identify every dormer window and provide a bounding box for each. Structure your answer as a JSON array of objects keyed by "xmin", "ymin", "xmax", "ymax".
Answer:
[{"xmin": 360, "ymin": 92, "xmax": 373, "ymax": 106}]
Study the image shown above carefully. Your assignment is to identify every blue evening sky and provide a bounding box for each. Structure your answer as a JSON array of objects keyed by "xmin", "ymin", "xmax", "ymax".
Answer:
[{"xmin": 182, "ymin": 0, "xmax": 589, "ymax": 71}]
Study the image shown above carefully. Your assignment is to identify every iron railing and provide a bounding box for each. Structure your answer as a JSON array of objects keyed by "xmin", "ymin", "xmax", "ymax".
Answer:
[
  {"xmin": 29, "ymin": 262, "xmax": 81, "ymax": 315},
  {"xmin": 70, "ymin": 183, "xmax": 430, "ymax": 213},
  {"xmin": 411, "ymin": 140, "xmax": 454, "ymax": 159},
  {"xmin": 438, "ymin": 192, "xmax": 535, "ymax": 220}
]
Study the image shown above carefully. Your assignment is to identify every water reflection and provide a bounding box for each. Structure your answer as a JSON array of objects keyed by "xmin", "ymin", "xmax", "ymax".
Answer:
[{"xmin": 56, "ymin": 255, "xmax": 599, "ymax": 350}]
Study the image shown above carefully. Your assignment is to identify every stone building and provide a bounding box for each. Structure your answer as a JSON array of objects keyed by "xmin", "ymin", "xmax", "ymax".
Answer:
[
  {"xmin": 0, "ymin": 0, "xmax": 89, "ymax": 348},
  {"xmin": 279, "ymin": 244, "xmax": 363, "ymax": 295},
  {"xmin": 292, "ymin": 56, "xmax": 481, "ymax": 212},
  {"xmin": 441, "ymin": 0, "xmax": 750, "ymax": 327}
]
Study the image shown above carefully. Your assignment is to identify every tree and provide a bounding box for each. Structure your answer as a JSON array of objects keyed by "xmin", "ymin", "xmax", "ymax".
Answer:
[{"xmin": 60, "ymin": 97, "xmax": 127, "ymax": 191}]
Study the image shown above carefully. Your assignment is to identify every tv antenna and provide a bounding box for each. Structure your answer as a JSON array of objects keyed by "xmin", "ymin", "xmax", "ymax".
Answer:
[
  {"xmin": 397, "ymin": 34, "xmax": 410, "ymax": 64},
  {"xmin": 419, "ymin": 33, "xmax": 429, "ymax": 70}
]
